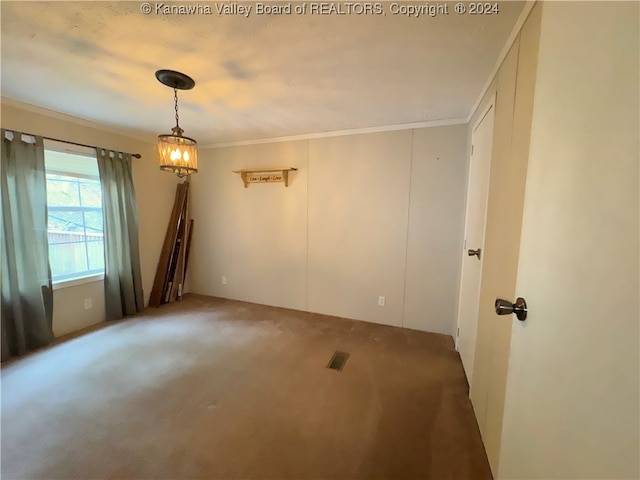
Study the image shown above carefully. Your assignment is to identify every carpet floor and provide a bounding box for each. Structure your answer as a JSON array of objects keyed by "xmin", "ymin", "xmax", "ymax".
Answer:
[{"xmin": 1, "ymin": 294, "xmax": 491, "ymax": 479}]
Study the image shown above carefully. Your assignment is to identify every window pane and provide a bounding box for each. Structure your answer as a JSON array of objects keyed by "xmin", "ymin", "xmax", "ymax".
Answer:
[
  {"xmin": 48, "ymin": 210, "xmax": 85, "ymax": 235},
  {"xmin": 87, "ymin": 238, "xmax": 105, "ymax": 271},
  {"xmin": 48, "ymin": 239, "xmax": 89, "ymax": 278},
  {"xmin": 79, "ymin": 180, "xmax": 102, "ymax": 207},
  {"xmin": 46, "ymin": 176, "xmax": 81, "ymax": 207},
  {"xmin": 83, "ymin": 210, "xmax": 104, "ymax": 234}
]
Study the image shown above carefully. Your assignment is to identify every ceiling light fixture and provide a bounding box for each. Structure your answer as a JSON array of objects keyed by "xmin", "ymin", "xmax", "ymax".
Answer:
[{"xmin": 156, "ymin": 69, "xmax": 198, "ymax": 177}]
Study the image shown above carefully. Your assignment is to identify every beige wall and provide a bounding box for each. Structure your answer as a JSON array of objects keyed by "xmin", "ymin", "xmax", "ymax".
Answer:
[
  {"xmin": 188, "ymin": 125, "xmax": 468, "ymax": 336},
  {"xmin": 1, "ymin": 101, "xmax": 177, "ymax": 334},
  {"xmin": 188, "ymin": 140, "xmax": 309, "ymax": 311},
  {"xmin": 51, "ymin": 280, "xmax": 105, "ymax": 337},
  {"xmin": 307, "ymin": 131, "xmax": 412, "ymax": 327},
  {"xmin": 499, "ymin": 2, "xmax": 640, "ymax": 478},
  {"xmin": 404, "ymin": 127, "xmax": 468, "ymax": 333}
]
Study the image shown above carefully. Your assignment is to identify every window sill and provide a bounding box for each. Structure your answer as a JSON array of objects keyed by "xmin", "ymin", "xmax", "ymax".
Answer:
[{"xmin": 52, "ymin": 273, "xmax": 104, "ymax": 291}]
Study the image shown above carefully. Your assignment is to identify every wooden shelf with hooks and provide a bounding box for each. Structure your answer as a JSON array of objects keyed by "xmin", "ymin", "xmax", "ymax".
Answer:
[{"xmin": 232, "ymin": 167, "xmax": 297, "ymax": 188}]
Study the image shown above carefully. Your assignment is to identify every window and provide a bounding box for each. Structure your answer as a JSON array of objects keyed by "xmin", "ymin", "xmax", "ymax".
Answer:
[{"xmin": 44, "ymin": 141, "xmax": 104, "ymax": 284}]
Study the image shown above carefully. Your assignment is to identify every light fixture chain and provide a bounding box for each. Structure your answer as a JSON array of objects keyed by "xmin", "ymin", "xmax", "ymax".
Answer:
[{"xmin": 174, "ymin": 87, "xmax": 180, "ymax": 128}]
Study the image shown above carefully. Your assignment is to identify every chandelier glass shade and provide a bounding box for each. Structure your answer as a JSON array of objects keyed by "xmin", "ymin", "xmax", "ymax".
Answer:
[
  {"xmin": 155, "ymin": 70, "xmax": 198, "ymax": 178},
  {"xmin": 157, "ymin": 127, "xmax": 198, "ymax": 177}
]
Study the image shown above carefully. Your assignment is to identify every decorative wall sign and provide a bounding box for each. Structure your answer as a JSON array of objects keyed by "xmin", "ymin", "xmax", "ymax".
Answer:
[{"xmin": 232, "ymin": 167, "xmax": 297, "ymax": 188}]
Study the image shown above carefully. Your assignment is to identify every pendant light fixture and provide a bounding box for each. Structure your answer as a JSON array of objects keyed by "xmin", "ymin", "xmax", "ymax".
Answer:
[{"xmin": 156, "ymin": 69, "xmax": 198, "ymax": 177}]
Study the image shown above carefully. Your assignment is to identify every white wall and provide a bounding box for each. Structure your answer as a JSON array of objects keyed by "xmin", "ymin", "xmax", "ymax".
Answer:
[
  {"xmin": 404, "ymin": 127, "xmax": 468, "ymax": 334},
  {"xmin": 189, "ymin": 140, "xmax": 309, "ymax": 312},
  {"xmin": 307, "ymin": 131, "xmax": 412, "ymax": 327},
  {"xmin": 51, "ymin": 280, "xmax": 105, "ymax": 337},
  {"xmin": 188, "ymin": 124, "xmax": 468, "ymax": 336},
  {"xmin": 1, "ymin": 100, "xmax": 177, "ymax": 335},
  {"xmin": 499, "ymin": 2, "xmax": 639, "ymax": 478}
]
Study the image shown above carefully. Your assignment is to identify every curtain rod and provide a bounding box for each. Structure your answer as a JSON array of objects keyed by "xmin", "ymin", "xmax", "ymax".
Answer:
[{"xmin": 42, "ymin": 136, "xmax": 142, "ymax": 159}]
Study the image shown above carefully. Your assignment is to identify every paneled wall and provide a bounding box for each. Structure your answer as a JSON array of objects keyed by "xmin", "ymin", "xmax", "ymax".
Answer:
[{"xmin": 188, "ymin": 124, "xmax": 468, "ymax": 336}]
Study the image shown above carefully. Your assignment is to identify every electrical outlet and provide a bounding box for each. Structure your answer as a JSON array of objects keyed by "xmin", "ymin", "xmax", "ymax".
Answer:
[
  {"xmin": 378, "ymin": 296, "xmax": 386, "ymax": 307},
  {"xmin": 221, "ymin": 276, "xmax": 227, "ymax": 285},
  {"xmin": 84, "ymin": 298, "xmax": 93, "ymax": 310}
]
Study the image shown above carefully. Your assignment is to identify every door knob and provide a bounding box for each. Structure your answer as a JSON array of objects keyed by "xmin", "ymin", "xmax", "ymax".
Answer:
[
  {"xmin": 468, "ymin": 248, "xmax": 481, "ymax": 260},
  {"xmin": 495, "ymin": 297, "xmax": 528, "ymax": 321}
]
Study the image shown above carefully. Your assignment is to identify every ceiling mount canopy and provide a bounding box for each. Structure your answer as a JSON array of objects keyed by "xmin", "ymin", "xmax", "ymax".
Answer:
[
  {"xmin": 155, "ymin": 69, "xmax": 195, "ymax": 90},
  {"xmin": 156, "ymin": 69, "xmax": 198, "ymax": 178}
]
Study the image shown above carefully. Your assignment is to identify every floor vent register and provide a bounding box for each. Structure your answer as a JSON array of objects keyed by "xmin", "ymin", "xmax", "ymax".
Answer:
[{"xmin": 327, "ymin": 351, "xmax": 350, "ymax": 371}]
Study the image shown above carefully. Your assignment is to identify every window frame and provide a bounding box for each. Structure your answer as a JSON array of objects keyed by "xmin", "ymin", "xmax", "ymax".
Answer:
[{"xmin": 44, "ymin": 142, "xmax": 105, "ymax": 288}]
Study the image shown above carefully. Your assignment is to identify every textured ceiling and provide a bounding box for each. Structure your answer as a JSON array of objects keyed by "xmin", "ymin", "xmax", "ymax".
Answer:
[{"xmin": 1, "ymin": 1, "xmax": 524, "ymax": 145}]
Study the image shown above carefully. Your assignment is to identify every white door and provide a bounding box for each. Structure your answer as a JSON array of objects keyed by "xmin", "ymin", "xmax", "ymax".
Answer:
[
  {"xmin": 498, "ymin": 2, "xmax": 639, "ymax": 478},
  {"xmin": 456, "ymin": 99, "xmax": 494, "ymax": 382}
]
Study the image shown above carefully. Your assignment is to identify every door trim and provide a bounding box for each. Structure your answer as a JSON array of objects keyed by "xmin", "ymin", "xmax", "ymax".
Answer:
[
  {"xmin": 455, "ymin": 92, "xmax": 496, "ymax": 356},
  {"xmin": 473, "ymin": 92, "xmax": 498, "ymax": 134}
]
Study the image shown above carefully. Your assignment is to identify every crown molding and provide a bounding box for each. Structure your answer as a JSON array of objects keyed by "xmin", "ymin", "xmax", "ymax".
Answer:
[
  {"xmin": 466, "ymin": 0, "xmax": 537, "ymax": 123},
  {"xmin": 1, "ymin": 97, "xmax": 156, "ymax": 145},
  {"xmin": 202, "ymin": 117, "xmax": 468, "ymax": 149}
]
